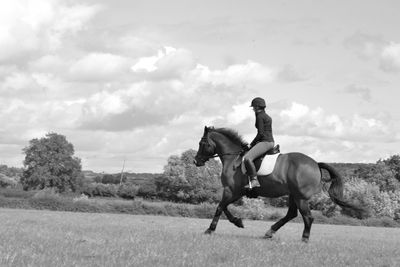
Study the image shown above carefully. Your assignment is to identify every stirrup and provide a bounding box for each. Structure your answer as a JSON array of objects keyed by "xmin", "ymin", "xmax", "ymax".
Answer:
[
  {"xmin": 244, "ymin": 179, "xmax": 260, "ymax": 189},
  {"xmin": 244, "ymin": 180, "xmax": 253, "ymax": 189}
]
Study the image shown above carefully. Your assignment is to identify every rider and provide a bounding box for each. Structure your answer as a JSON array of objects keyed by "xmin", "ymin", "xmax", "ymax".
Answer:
[{"xmin": 244, "ymin": 97, "xmax": 275, "ymax": 189}]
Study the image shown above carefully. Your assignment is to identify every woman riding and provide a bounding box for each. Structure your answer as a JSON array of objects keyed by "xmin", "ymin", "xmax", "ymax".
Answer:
[{"xmin": 244, "ymin": 97, "xmax": 275, "ymax": 189}]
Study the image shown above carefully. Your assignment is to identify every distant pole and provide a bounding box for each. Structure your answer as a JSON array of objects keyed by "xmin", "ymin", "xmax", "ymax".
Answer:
[{"xmin": 120, "ymin": 158, "xmax": 126, "ymax": 185}]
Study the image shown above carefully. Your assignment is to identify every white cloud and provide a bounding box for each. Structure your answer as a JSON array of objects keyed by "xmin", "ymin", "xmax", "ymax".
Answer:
[
  {"xmin": 70, "ymin": 49, "xmax": 274, "ymax": 132},
  {"xmin": 28, "ymin": 55, "xmax": 68, "ymax": 73},
  {"xmin": 0, "ymin": 0, "xmax": 102, "ymax": 63},
  {"xmin": 277, "ymin": 102, "xmax": 397, "ymax": 142},
  {"xmin": 277, "ymin": 64, "xmax": 308, "ymax": 82},
  {"xmin": 190, "ymin": 60, "xmax": 274, "ymax": 86},
  {"xmin": 380, "ymin": 42, "xmax": 400, "ymax": 73},
  {"xmin": 0, "ymin": 0, "xmax": 398, "ymax": 173},
  {"xmin": 131, "ymin": 50, "xmax": 164, "ymax": 72},
  {"xmin": 280, "ymin": 102, "xmax": 312, "ymax": 120},
  {"xmin": 84, "ymin": 91, "xmax": 129, "ymax": 117},
  {"xmin": 131, "ymin": 46, "xmax": 196, "ymax": 80},
  {"xmin": 0, "ymin": 71, "xmax": 49, "ymax": 100},
  {"xmin": 343, "ymin": 32, "xmax": 384, "ymax": 60},
  {"xmin": 69, "ymin": 52, "xmax": 130, "ymax": 81},
  {"xmin": 226, "ymin": 102, "xmax": 253, "ymax": 125},
  {"xmin": 2, "ymin": 72, "xmax": 36, "ymax": 92}
]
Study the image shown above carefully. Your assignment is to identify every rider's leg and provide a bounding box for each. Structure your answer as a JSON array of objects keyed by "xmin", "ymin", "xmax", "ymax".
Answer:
[{"xmin": 244, "ymin": 141, "xmax": 274, "ymax": 188}]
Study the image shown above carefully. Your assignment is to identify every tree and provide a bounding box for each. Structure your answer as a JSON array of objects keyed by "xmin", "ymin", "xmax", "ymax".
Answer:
[
  {"xmin": 21, "ymin": 133, "xmax": 83, "ymax": 192},
  {"xmin": 353, "ymin": 161, "xmax": 400, "ymax": 192},
  {"xmin": 156, "ymin": 149, "xmax": 222, "ymax": 203},
  {"xmin": 381, "ymin": 155, "xmax": 400, "ymax": 182}
]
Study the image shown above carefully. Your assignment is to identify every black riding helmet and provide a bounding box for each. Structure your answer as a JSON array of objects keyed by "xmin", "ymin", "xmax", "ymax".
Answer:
[{"xmin": 250, "ymin": 97, "xmax": 266, "ymax": 108}]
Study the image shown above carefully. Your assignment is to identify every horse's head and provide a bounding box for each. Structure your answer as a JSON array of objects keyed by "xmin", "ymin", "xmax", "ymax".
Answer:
[{"xmin": 194, "ymin": 126, "xmax": 217, "ymax": 166}]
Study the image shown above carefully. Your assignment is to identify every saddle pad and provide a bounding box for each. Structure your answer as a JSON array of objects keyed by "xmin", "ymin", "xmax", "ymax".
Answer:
[
  {"xmin": 241, "ymin": 153, "xmax": 280, "ymax": 176},
  {"xmin": 257, "ymin": 153, "xmax": 280, "ymax": 175}
]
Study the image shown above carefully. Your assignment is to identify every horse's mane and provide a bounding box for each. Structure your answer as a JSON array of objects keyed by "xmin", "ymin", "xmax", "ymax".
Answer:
[{"xmin": 211, "ymin": 127, "xmax": 248, "ymax": 149}]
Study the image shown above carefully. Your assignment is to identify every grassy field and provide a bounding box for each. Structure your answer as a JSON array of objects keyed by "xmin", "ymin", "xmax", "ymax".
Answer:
[{"xmin": 0, "ymin": 208, "xmax": 399, "ymax": 267}]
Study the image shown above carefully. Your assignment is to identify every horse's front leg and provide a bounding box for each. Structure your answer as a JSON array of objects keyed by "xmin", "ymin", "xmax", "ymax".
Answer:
[
  {"xmin": 205, "ymin": 187, "xmax": 236, "ymax": 234},
  {"xmin": 204, "ymin": 205, "xmax": 224, "ymax": 234},
  {"xmin": 224, "ymin": 207, "xmax": 244, "ymax": 228}
]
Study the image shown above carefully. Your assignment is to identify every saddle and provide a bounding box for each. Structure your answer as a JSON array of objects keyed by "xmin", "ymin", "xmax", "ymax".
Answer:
[{"xmin": 234, "ymin": 144, "xmax": 280, "ymax": 173}]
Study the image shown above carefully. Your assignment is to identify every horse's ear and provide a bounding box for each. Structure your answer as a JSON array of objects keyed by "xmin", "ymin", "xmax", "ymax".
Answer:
[{"xmin": 204, "ymin": 126, "xmax": 208, "ymax": 133}]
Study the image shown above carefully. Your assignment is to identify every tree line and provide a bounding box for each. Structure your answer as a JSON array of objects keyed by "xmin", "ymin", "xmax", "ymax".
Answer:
[{"xmin": 1, "ymin": 132, "xmax": 400, "ymax": 220}]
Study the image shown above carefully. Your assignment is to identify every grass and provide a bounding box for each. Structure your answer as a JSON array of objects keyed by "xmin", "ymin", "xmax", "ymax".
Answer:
[
  {"xmin": 0, "ymin": 208, "xmax": 399, "ymax": 266},
  {"xmin": 1, "ymin": 188, "xmax": 399, "ymax": 228}
]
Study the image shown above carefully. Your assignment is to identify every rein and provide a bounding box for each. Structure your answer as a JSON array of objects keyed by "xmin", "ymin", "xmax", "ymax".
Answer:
[
  {"xmin": 201, "ymin": 151, "xmax": 243, "ymax": 162},
  {"xmin": 210, "ymin": 151, "xmax": 243, "ymax": 158}
]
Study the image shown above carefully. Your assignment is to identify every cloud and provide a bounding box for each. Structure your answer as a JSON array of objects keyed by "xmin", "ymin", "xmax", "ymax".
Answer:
[
  {"xmin": 276, "ymin": 102, "xmax": 398, "ymax": 143},
  {"xmin": 342, "ymin": 84, "xmax": 372, "ymax": 102},
  {"xmin": 1, "ymin": 72, "xmax": 39, "ymax": 93},
  {"xmin": 1, "ymin": 0, "xmax": 398, "ymax": 173},
  {"xmin": 343, "ymin": 32, "xmax": 385, "ymax": 60},
  {"xmin": 226, "ymin": 102, "xmax": 253, "ymax": 125},
  {"xmin": 74, "ymin": 52, "xmax": 275, "ymax": 132},
  {"xmin": 344, "ymin": 33, "xmax": 400, "ymax": 73},
  {"xmin": 276, "ymin": 135, "xmax": 385, "ymax": 164},
  {"xmin": 277, "ymin": 64, "xmax": 308, "ymax": 82},
  {"xmin": 0, "ymin": 0, "xmax": 102, "ymax": 64},
  {"xmin": 69, "ymin": 52, "xmax": 131, "ymax": 81},
  {"xmin": 380, "ymin": 42, "xmax": 400, "ymax": 73},
  {"xmin": 28, "ymin": 54, "xmax": 68, "ymax": 74},
  {"xmin": 131, "ymin": 46, "xmax": 197, "ymax": 81},
  {"xmin": 190, "ymin": 60, "xmax": 274, "ymax": 87}
]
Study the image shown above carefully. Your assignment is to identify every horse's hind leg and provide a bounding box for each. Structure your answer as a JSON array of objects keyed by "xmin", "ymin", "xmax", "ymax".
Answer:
[
  {"xmin": 295, "ymin": 199, "xmax": 314, "ymax": 242},
  {"xmin": 265, "ymin": 195, "xmax": 297, "ymax": 238}
]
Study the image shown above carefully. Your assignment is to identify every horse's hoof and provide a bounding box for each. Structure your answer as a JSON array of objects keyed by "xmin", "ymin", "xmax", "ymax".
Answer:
[
  {"xmin": 301, "ymin": 237, "xmax": 309, "ymax": 243},
  {"xmin": 264, "ymin": 229, "xmax": 275, "ymax": 239},
  {"xmin": 204, "ymin": 229, "xmax": 214, "ymax": 235},
  {"xmin": 234, "ymin": 218, "xmax": 244, "ymax": 228}
]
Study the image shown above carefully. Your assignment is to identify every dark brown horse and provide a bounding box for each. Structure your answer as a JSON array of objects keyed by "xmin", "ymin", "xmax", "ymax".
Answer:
[{"xmin": 194, "ymin": 126, "xmax": 364, "ymax": 242}]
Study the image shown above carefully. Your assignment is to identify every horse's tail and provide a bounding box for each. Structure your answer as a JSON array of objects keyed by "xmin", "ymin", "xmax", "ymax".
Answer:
[{"xmin": 318, "ymin": 162, "xmax": 368, "ymax": 219}]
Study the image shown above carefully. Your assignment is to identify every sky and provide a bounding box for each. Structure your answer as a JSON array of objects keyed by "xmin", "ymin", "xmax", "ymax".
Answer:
[{"xmin": 1, "ymin": 0, "xmax": 400, "ymax": 173}]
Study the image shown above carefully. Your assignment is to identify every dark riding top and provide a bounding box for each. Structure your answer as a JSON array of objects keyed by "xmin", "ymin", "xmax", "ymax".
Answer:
[{"xmin": 250, "ymin": 110, "xmax": 274, "ymax": 147}]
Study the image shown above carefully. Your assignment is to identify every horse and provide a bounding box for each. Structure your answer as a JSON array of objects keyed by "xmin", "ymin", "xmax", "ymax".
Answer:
[{"xmin": 193, "ymin": 126, "xmax": 365, "ymax": 242}]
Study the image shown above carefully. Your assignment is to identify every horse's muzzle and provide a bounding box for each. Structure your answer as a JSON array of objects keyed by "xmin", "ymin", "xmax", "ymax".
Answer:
[{"xmin": 193, "ymin": 158, "xmax": 205, "ymax": 167}]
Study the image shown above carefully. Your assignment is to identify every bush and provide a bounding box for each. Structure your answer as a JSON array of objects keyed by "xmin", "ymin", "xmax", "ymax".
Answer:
[
  {"xmin": 32, "ymin": 188, "xmax": 59, "ymax": 199},
  {"xmin": 343, "ymin": 177, "xmax": 400, "ymax": 219},
  {"xmin": 267, "ymin": 196, "xmax": 288, "ymax": 207},
  {"xmin": 362, "ymin": 216, "xmax": 400, "ymax": 228},
  {"xmin": 0, "ymin": 174, "xmax": 18, "ymax": 188},
  {"xmin": 240, "ymin": 198, "xmax": 268, "ymax": 220},
  {"xmin": 0, "ymin": 188, "xmax": 37, "ymax": 199},
  {"xmin": 80, "ymin": 183, "xmax": 118, "ymax": 197},
  {"xmin": 136, "ymin": 183, "xmax": 157, "ymax": 199},
  {"xmin": 117, "ymin": 183, "xmax": 139, "ymax": 199},
  {"xmin": 73, "ymin": 194, "xmax": 89, "ymax": 202}
]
